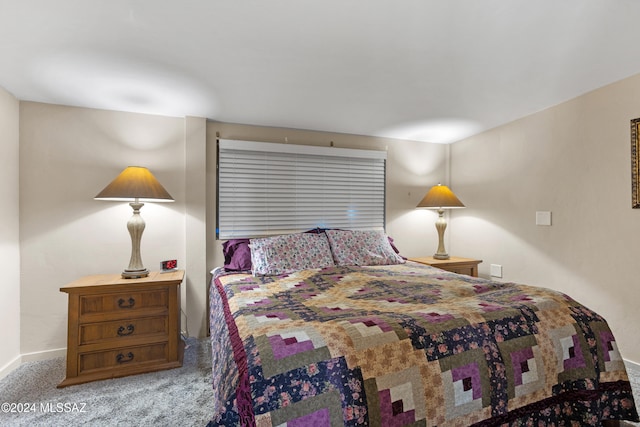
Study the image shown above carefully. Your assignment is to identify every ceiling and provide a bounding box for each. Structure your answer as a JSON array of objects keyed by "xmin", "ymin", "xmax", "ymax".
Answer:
[{"xmin": 2, "ymin": 1, "xmax": 640, "ymax": 143}]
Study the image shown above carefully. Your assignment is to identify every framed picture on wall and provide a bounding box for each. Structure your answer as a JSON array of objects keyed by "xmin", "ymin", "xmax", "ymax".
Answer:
[{"xmin": 632, "ymin": 117, "xmax": 640, "ymax": 208}]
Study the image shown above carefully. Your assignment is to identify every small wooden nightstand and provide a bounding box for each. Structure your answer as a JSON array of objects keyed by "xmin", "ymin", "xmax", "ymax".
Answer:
[
  {"xmin": 408, "ymin": 256, "xmax": 482, "ymax": 277},
  {"xmin": 58, "ymin": 270, "xmax": 185, "ymax": 388}
]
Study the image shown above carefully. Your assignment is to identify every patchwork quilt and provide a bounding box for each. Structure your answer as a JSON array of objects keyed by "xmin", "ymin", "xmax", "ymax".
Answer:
[{"xmin": 208, "ymin": 262, "xmax": 638, "ymax": 426}]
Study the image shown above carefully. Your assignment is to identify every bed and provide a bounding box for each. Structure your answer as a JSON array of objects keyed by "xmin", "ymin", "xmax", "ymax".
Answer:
[{"xmin": 207, "ymin": 230, "xmax": 638, "ymax": 426}]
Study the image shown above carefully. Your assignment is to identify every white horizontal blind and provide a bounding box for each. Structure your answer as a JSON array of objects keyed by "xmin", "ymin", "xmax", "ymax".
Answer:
[{"xmin": 217, "ymin": 139, "xmax": 386, "ymax": 239}]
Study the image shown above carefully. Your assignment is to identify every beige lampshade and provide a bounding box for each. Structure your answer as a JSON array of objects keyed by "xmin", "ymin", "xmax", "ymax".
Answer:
[
  {"xmin": 95, "ymin": 166, "xmax": 174, "ymax": 202},
  {"xmin": 417, "ymin": 184, "xmax": 465, "ymax": 209}
]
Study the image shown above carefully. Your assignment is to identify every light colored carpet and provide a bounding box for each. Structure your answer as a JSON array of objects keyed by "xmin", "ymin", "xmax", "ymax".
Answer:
[
  {"xmin": 0, "ymin": 337, "xmax": 213, "ymax": 427},
  {"xmin": 626, "ymin": 361, "xmax": 640, "ymax": 426}
]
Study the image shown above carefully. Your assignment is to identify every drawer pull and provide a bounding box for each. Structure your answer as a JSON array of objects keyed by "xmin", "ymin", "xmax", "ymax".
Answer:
[
  {"xmin": 116, "ymin": 352, "xmax": 134, "ymax": 364},
  {"xmin": 117, "ymin": 324, "xmax": 135, "ymax": 336},
  {"xmin": 117, "ymin": 297, "xmax": 136, "ymax": 309}
]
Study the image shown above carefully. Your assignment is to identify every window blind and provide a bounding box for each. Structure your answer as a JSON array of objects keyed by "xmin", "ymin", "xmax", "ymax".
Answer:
[{"xmin": 217, "ymin": 139, "xmax": 386, "ymax": 239}]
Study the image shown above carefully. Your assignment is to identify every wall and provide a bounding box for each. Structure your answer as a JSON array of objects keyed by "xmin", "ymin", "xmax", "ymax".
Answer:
[
  {"xmin": 16, "ymin": 86, "xmax": 640, "ymax": 368},
  {"xmin": 19, "ymin": 102, "xmax": 187, "ymax": 356},
  {"xmin": 184, "ymin": 117, "xmax": 208, "ymax": 339},
  {"xmin": 14, "ymin": 105, "xmax": 447, "ymax": 358},
  {"xmin": 205, "ymin": 122, "xmax": 449, "ymax": 285},
  {"xmin": 0, "ymin": 87, "xmax": 20, "ymax": 378},
  {"xmin": 450, "ymin": 73, "xmax": 640, "ymax": 364}
]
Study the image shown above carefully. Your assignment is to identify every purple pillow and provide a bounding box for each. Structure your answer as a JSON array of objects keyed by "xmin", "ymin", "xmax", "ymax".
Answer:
[
  {"xmin": 387, "ymin": 236, "xmax": 401, "ymax": 255},
  {"xmin": 304, "ymin": 227, "xmax": 334, "ymax": 234},
  {"xmin": 222, "ymin": 239, "xmax": 252, "ymax": 271}
]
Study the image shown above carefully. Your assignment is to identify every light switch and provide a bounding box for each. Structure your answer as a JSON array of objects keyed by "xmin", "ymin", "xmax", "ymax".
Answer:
[{"xmin": 536, "ymin": 211, "xmax": 552, "ymax": 226}]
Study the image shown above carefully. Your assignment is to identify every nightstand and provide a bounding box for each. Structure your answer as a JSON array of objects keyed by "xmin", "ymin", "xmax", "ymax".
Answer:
[
  {"xmin": 408, "ymin": 256, "xmax": 482, "ymax": 277},
  {"xmin": 58, "ymin": 270, "xmax": 185, "ymax": 388}
]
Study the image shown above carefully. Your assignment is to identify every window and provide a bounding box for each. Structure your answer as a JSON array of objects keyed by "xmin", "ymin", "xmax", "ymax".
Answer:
[{"xmin": 217, "ymin": 139, "xmax": 386, "ymax": 239}]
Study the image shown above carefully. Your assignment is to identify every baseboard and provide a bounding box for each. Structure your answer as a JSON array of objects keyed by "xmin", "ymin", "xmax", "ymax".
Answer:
[
  {"xmin": 0, "ymin": 355, "xmax": 22, "ymax": 381},
  {"xmin": 0, "ymin": 347, "xmax": 66, "ymax": 381},
  {"xmin": 21, "ymin": 347, "xmax": 66, "ymax": 363}
]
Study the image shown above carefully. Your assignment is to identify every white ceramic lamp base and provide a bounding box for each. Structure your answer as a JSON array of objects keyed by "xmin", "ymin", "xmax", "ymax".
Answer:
[
  {"xmin": 433, "ymin": 209, "xmax": 450, "ymax": 260},
  {"xmin": 122, "ymin": 201, "xmax": 149, "ymax": 279}
]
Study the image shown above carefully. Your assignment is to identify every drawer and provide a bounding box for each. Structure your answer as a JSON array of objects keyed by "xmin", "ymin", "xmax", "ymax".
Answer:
[
  {"xmin": 80, "ymin": 288, "xmax": 168, "ymax": 318},
  {"xmin": 446, "ymin": 266, "xmax": 474, "ymax": 276},
  {"xmin": 79, "ymin": 342, "xmax": 169, "ymax": 375},
  {"xmin": 79, "ymin": 316, "xmax": 168, "ymax": 345}
]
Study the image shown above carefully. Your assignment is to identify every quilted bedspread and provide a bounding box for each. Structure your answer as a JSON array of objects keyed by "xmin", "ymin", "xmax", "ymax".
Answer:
[{"xmin": 208, "ymin": 262, "xmax": 638, "ymax": 426}]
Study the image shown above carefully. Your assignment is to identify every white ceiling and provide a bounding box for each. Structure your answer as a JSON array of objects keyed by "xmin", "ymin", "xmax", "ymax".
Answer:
[{"xmin": 2, "ymin": 0, "xmax": 640, "ymax": 143}]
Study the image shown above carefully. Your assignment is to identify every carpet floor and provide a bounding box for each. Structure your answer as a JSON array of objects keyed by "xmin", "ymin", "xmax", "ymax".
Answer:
[{"xmin": 0, "ymin": 337, "xmax": 213, "ymax": 427}]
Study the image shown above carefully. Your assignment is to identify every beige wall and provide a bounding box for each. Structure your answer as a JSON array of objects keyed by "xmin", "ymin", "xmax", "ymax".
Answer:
[
  {"xmin": 0, "ymin": 87, "xmax": 20, "ymax": 377},
  {"xmin": 11, "ymin": 75, "xmax": 640, "ymax": 367},
  {"xmin": 205, "ymin": 122, "xmax": 449, "ymax": 276},
  {"xmin": 184, "ymin": 117, "xmax": 208, "ymax": 339},
  {"xmin": 19, "ymin": 102, "xmax": 187, "ymax": 355},
  {"xmin": 12, "ymin": 106, "xmax": 447, "ymax": 360},
  {"xmin": 450, "ymin": 73, "xmax": 640, "ymax": 364}
]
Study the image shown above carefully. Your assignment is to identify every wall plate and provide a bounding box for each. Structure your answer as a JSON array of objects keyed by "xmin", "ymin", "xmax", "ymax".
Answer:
[
  {"xmin": 490, "ymin": 264, "xmax": 503, "ymax": 278},
  {"xmin": 535, "ymin": 211, "xmax": 552, "ymax": 226}
]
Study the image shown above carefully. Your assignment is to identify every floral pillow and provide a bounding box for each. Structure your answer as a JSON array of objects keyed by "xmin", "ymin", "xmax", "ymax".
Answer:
[
  {"xmin": 250, "ymin": 233, "xmax": 335, "ymax": 276},
  {"xmin": 325, "ymin": 229, "xmax": 405, "ymax": 266}
]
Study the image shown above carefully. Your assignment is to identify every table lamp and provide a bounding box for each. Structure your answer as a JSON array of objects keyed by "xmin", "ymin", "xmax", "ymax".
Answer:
[
  {"xmin": 417, "ymin": 183, "xmax": 465, "ymax": 260},
  {"xmin": 95, "ymin": 166, "xmax": 174, "ymax": 278}
]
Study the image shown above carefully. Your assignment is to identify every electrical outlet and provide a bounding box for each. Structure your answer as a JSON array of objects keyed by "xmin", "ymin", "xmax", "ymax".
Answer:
[
  {"xmin": 490, "ymin": 264, "xmax": 503, "ymax": 278},
  {"xmin": 536, "ymin": 211, "xmax": 552, "ymax": 226}
]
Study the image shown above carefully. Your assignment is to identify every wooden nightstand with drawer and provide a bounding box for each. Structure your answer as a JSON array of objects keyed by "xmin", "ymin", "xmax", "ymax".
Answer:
[
  {"xmin": 58, "ymin": 270, "xmax": 184, "ymax": 388},
  {"xmin": 408, "ymin": 256, "xmax": 482, "ymax": 277}
]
